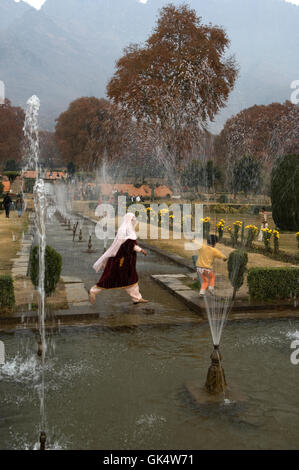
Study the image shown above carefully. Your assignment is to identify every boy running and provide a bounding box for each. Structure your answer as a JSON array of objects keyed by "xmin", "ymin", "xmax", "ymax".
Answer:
[{"xmin": 195, "ymin": 234, "xmax": 227, "ymax": 297}]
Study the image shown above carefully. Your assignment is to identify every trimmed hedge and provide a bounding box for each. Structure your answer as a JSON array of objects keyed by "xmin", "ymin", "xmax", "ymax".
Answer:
[
  {"xmin": 228, "ymin": 250, "xmax": 248, "ymax": 300},
  {"xmin": 247, "ymin": 267, "xmax": 299, "ymax": 301},
  {"xmin": 271, "ymin": 154, "xmax": 299, "ymax": 231},
  {"xmin": 29, "ymin": 245, "xmax": 62, "ymax": 296},
  {"xmin": 0, "ymin": 275, "xmax": 15, "ymax": 310}
]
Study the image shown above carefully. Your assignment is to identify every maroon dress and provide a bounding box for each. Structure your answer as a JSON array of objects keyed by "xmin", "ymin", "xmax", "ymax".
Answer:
[{"xmin": 97, "ymin": 239, "xmax": 138, "ymax": 289}]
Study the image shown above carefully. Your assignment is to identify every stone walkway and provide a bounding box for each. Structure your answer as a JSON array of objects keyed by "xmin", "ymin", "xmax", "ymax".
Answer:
[
  {"xmin": 152, "ymin": 273, "xmax": 299, "ymax": 320},
  {"xmin": 61, "ymin": 276, "xmax": 89, "ymax": 307},
  {"xmin": 11, "ymin": 224, "xmax": 36, "ymax": 309}
]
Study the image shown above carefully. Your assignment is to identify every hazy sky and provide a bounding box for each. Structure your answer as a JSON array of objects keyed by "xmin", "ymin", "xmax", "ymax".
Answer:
[{"xmin": 16, "ymin": 0, "xmax": 299, "ymax": 10}]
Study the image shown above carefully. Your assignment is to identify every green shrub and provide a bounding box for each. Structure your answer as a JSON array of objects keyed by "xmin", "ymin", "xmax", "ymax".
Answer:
[
  {"xmin": 0, "ymin": 182, "xmax": 3, "ymax": 196},
  {"xmin": 24, "ymin": 178, "xmax": 35, "ymax": 193},
  {"xmin": 88, "ymin": 202, "xmax": 98, "ymax": 210},
  {"xmin": 4, "ymin": 159, "xmax": 20, "ymax": 171},
  {"xmin": 0, "ymin": 275, "xmax": 15, "ymax": 310},
  {"xmin": 29, "ymin": 245, "xmax": 62, "ymax": 296},
  {"xmin": 227, "ymin": 250, "xmax": 248, "ymax": 300},
  {"xmin": 2, "ymin": 171, "xmax": 20, "ymax": 183},
  {"xmin": 217, "ymin": 194, "xmax": 228, "ymax": 203},
  {"xmin": 271, "ymin": 154, "xmax": 299, "ymax": 230},
  {"xmin": 247, "ymin": 267, "xmax": 299, "ymax": 301}
]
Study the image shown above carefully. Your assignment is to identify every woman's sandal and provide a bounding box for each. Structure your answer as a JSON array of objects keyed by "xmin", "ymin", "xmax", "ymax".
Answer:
[{"xmin": 133, "ymin": 298, "xmax": 149, "ymax": 304}]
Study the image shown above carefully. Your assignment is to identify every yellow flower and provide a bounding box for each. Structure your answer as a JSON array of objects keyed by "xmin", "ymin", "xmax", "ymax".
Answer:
[
  {"xmin": 245, "ymin": 224, "xmax": 258, "ymax": 231},
  {"xmin": 233, "ymin": 220, "xmax": 242, "ymax": 227},
  {"xmin": 273, "ymin": 230, "xmax": 280, "ymax": 239}
]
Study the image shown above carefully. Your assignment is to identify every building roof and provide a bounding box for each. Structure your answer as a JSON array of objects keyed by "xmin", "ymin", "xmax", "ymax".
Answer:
[
  {"xmin": 98, "ymin": 183, "xmax": 172, "ymax": 198},
  {"xmin": 2, "ymin": 181, "xmax": 10, "ymax": 193},
  {"xmin": 45, "ymin": 171, "xmax": 66, "ymax": 180},
  {"xmin": 23, "ymin": 170, "xmax": 36, "ymax": 179},
  {"xmin": 154, "ymin": 185, "xmax": 173, "ymax": 198}
]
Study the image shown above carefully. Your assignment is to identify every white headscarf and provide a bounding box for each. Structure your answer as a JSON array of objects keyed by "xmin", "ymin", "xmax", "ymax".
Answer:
[{"xmin": 93, "ymin": 213, "xmax": 137, "ymax": 272}]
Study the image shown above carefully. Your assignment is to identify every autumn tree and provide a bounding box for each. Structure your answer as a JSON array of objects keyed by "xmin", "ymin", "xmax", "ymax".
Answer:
[
  {"xmin": 215, "ymin": 101, "xmax": 296, "ymax": 192},
  {"xmin": 39, "ymin": 131, "xmax": 61, "ymax": 169},
  {"xmin": 215, "ymin": 102, "xmax": 294, "ymax": 168},
  {"xmin": 107, "ymin": 3, "xmax": 238, "ymax": 166},
  {"xmin": 270, "ymin": 104, "xmax": 299, "ymax": 157},
  {"xmin": 55, "ymin": 97, "xmax": 130, "ymax": 170},
  {"xmin": 0, "ymin": 99, "xmax": 25, "ymax": 169}
]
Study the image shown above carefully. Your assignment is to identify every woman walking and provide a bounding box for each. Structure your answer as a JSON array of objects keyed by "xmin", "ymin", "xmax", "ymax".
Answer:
[{"xmin": 89, "ymin": 213, "xmax": 148, "ymax": 304}]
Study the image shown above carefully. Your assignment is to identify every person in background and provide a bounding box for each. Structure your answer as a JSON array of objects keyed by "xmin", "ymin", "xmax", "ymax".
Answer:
[
  {"xmin": 3, "ymin": 192, "xmax": 12, "ymax": 218},
  {"xmin": 258, "ymin": 207, "xmax": 268, "ymax": 241},
  {"xmin": 195, "ymin": 234, "xmax": 227, "ymax": 297},
  {"xmin": 16, "ymin": 194, "xmax": 25, "ymax": 218}
]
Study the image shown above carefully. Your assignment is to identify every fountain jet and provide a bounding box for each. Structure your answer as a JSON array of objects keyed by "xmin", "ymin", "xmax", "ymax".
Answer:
[
  {"xmin": 205, "ymin": 345, "xmax": 227, "ymax": 394},
  {"xmin": 39, "ymin": 431, "xmax": 46, "ymax": 451}
]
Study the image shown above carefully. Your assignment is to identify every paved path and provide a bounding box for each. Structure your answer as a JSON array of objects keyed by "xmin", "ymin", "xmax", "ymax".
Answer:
[{"xmin": 39, "ymin": 215, "xmax": 204, "ymax": 327}]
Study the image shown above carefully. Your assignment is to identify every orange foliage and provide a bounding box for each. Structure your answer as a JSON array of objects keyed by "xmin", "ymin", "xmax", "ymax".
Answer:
[
  {"xmin": 0, "ymin": 99, "xmax": 25, "ymax": 168},
  {"xmin": 55, "ymin": 97, "xmax": 130, "ymax": 170},
  {"xmin": 215, "ymin": 101, "xmax": 297, "ymax": 167},
  {"xmin": 107, "ymin": 4, "xmax": 238, "ymax": 166}
]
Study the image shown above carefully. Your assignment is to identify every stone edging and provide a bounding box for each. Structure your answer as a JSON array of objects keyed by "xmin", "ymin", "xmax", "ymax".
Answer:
[{"xmin": 151, "ymin": 274, "xmax": 299, "ymax": 320}]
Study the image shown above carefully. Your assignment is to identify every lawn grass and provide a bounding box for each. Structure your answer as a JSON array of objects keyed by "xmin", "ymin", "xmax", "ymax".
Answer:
[
  {"xmin": 72, "ymin": 200, "xmax": 298, "ymax": 256},
  {"xmin": 0, "ymin": 210, "xmax": 28, "ymax": 276}
]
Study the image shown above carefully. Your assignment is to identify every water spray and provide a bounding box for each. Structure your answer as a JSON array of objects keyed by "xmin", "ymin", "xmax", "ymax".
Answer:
[{"xmin": 23, "ymin": 95, "xmax": 47, "ymax": 450}]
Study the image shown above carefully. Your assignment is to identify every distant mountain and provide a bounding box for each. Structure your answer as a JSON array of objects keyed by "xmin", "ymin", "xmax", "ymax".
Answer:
[
  {"xmin": 0, "ymin": 0, "xmax": 298, "ymax": 131},
  {"xmin": 0, "ymin": 0, "xmax": 31, "ymax": 31}
]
